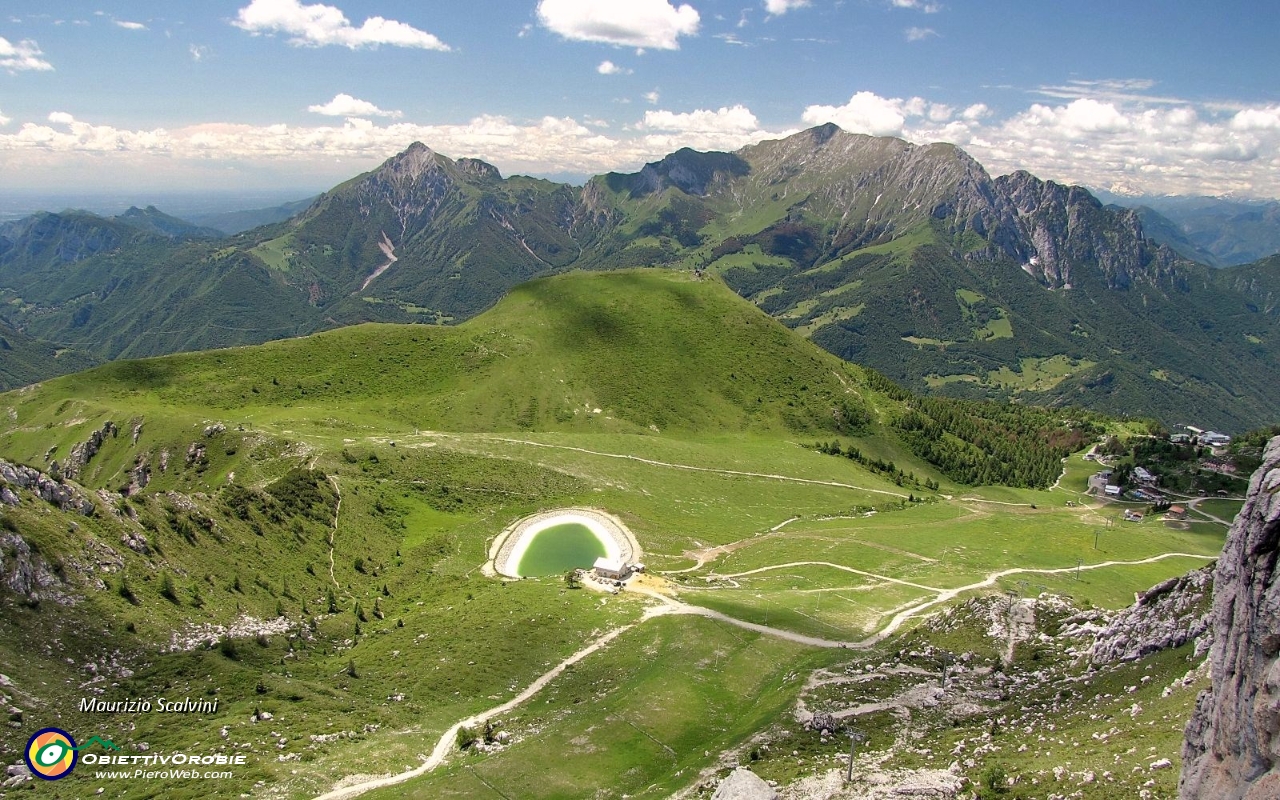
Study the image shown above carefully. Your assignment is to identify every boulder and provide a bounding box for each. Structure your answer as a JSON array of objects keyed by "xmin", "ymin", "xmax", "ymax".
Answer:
[{"xmin": 712, "ymin": 767, "xmax": 777, "ymax": 800}]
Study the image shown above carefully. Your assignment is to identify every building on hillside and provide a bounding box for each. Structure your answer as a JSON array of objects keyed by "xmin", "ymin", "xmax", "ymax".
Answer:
[
  {"xmin": 1201, "ymin": 431, "xmax": 1232, "ymax": 448},
  {"xmin": 1134, "ymin": 466, "xmax": 1157, "ymax": 486},
  {"xmin": 1104, "ymin": 484, "xmax": 1122, "ymax": 497},
  {"xmin": 592, "ymin": 557, "xmax": 630, "ymax": 581},
  {"xmin": 1170, "ymin": 434, "xmax": 1192, "ymax": 445},
  {"xmin": 1167, "ymin": 505, "xmax": 1188, "ymax": 520},
  {"xmin": 1124, "ymin": 510, "xmax": 1145, "ymax": 522}
]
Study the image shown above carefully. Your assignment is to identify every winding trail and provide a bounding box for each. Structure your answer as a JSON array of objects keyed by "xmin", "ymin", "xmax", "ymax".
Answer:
[
  {"xmin": 477, "ymin": 437, "xmax": 910, "ymax": 499},
  {"xmin": 313, "ymin": 606, "xmax": 675, "ymax": 800},
  {"xmin": 312, "ymin": 547, "xmax": 1216, "ymax": 798},
  {"xmin": 326, "ymin": 474, "xmax": 342, "ymax": 592},
  {"xmin": 711, "ymin": 561, "xmax": 943, "ymax": 593},
  {"xmin": 958, "ymin": 497, "xmax": 1034, "ymax": 507},
  {"xmin": 1185, "ymin": 497, "xmax": 1237, "ymax": 527},
  {"xmin": 658, "ymin": 516, "xmax": 800, "ymax": 576},
  {"xmin": 648, "ymin": 551, "xmax": 1216, "ymax": 650},
  {"xmin": 874, "ymin": 552, "xmax": 1215, "ymax": 638}
]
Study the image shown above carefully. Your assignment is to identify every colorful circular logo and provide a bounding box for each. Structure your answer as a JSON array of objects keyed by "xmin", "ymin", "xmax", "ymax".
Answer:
[{"xmin": 25, "ymin": 727, "xmax": 78, "ymax": 780}]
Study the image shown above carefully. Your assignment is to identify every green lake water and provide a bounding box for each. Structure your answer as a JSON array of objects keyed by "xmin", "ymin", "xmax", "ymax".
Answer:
[{"xmin": 516, "ymin": 523, "xmax": 608, "ymax": 576}]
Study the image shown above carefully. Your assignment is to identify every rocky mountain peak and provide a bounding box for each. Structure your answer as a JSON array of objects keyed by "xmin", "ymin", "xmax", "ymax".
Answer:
[
  {"xmin": 351, "ymin": 142, "xmax": 457, "ymax": 234},
  {"xmin": 373, "ymin": 141, "xmax": 446, "ymax": 185},
  {"xmin": 1181, "ymin": 435, "xmax": 1280, "ymax": 799}
]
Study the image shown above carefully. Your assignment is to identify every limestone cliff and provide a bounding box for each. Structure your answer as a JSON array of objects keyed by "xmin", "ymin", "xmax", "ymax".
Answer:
[{"xmin": 1180, "ymin": 436, "xmax": 1280, "ymax": 799}]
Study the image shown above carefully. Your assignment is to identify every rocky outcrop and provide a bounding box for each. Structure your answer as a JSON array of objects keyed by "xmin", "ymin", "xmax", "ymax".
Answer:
[
  {"xmin": 185, "ymin": 441, "xmax": 207, "ymax": 467},
  {"xmin": 62, "ymin": 420, "xmax": 117, "ymax": 480},
  {"xmin": 0, "ymin": 458, "xmax": 95, "ymax": 515},
  {"xmin": 993, "ymin": 171, "xmax": 1185, "ymax": 290},
  {"xmin": 0, "ymin": 532, "xmax": 68, "ymax": 604},
  {"xmin": 124, "ymin": 455, "xmax": 150, "ymax": 496},
  {"xmin": 1181, "ymin": 436, "xmax": 1280, "ymax": 799},
  {"xmin": 1091, "ymin": 566, "xmax": 1213, "ymax": 664}
]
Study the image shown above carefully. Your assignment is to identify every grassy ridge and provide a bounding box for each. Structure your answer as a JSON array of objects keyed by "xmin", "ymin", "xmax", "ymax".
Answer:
[{"xmin": 28, "ymin": 270, "xmax": 875, "ymax": 437}]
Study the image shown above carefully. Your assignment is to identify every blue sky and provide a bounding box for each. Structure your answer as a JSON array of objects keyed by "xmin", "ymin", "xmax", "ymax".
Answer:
[{"xmin": 1, "ymin": 0, "xmax": 1277, "ymax": 197}]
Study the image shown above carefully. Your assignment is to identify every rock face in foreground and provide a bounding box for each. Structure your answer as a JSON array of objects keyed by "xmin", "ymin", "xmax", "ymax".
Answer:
[{"xmin": 1181, "ymin": 436, "xmax": 1280, "ymax": 799}]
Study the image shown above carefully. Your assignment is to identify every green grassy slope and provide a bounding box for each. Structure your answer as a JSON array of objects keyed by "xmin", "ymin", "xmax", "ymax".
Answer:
[
  {"xmin": 0, "ymin": 269, "xmax": 1231, "ymax": 799},
  {"xmin": 23, "ymin": 270, "xmax": 874, "ymax": 438}
]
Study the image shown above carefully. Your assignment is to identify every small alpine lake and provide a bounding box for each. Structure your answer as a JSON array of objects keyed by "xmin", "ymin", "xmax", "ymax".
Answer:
[{"xmin": 516, "ymin": 522, "xmax": 608, "ymax": 576}]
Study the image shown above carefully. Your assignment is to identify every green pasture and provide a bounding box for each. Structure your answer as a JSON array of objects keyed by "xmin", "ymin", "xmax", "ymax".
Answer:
[
  {"xmin": 362, "ymin": 615, "xmax": 833, "ymax": 800},
  {"xmin": 1195, "ymin": 497, "xmax": 1245, "ymax": 522}
]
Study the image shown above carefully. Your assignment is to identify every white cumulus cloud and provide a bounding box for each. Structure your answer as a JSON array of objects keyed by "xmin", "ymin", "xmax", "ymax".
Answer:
[
  {"xmin": 893, "ymin": 89, "xmax": 1280, "ymax": 197},
  {"xmin": 233, "ymin": 0, "xmax": 450, "ymax": 50},
  {"xmin": 763, "ymin": 0, "xmax": 810, "ymax": 15},
  {"xmin": 0, "ymin": 36, "xmax": 53, "ymax": 72},
  {"xmin": 536, "ymin": 0, "xmax": 700, "ymax": 50},
  {"xmin": 115, "ymin": 20, "xmax": 147, "ymax": 31},
  {"xmin": 1231, "ymin": 106, "xmax": 1280, "ymax": 131},
  {"xmin": 308, "ymin": 93, "xmax": 401, "ymax": 118},
  {"xmin": 0, "ymin": 108, "xmax": 9, "ymax": 127},
  {"xmin": 637, "ymin": 105, "xmax": 786, "ymax": 154},
  {"xmin": 802, "ymin": 91, "xmax": 915, "ymax": 137},
  {"xmin": 891, "ymin": 0, "xmax": 942, "ymax": 12},
  {"xmin": 597, "ymin": 60, "xmax": 630, "ymax": 75},
  {"xmin": 641, "ymin": 105, "xmax": 760, "ymax": 134}
]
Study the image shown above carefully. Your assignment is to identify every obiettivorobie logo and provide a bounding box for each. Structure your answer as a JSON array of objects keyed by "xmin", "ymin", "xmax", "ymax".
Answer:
[
  {"xmin": 24, "ymin": 727, "xmax": 244, "ymax": 782},
  {"xmin": 24, "ymin": 728, "xmax": 118, "ymax": 781}
]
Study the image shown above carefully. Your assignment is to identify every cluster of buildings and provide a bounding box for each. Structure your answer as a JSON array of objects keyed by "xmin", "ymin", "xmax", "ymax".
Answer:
[
  {"xmin": 1091, "ymin": 466, "xmax": 1159, "ymax": 500},
  {"xmin": 1179, "ymin": 427, "xmax": 1233, "ymax": 450},
  {"xmin": 1090, "ymin": 465, "xmax": 1174, "ymax": 506}
]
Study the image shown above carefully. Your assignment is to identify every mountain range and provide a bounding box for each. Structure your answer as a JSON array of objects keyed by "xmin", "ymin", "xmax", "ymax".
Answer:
[
  {"xmin": 1092, "ymin": 190, "xmax": 1280, "ymax": 268},
  {"xmin": 1, "ymin": 124, "xmax": 1277, "ymax": 431}
]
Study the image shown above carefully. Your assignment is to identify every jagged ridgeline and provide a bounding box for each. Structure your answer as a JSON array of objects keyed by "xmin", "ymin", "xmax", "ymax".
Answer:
[
  {"xmin": 3, "ymin": 124, "xmax": 1275, "ymax": 428},
  {"xmin": 0, "ymin": 271, "xmax": 1088, "ymax": 488}
]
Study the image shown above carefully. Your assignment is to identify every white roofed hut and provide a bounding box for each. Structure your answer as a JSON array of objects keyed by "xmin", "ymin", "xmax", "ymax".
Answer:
[{"xmin": 593, "ymin": 557, "xmax": 630, "ymax": 581}]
